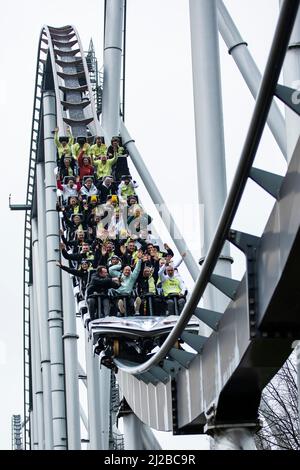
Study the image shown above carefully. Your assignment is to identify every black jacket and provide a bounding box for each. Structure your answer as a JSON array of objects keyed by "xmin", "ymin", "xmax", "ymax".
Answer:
[{"xmin": 86, "ymin": 274, "xmax": 119, "ymax": 297}]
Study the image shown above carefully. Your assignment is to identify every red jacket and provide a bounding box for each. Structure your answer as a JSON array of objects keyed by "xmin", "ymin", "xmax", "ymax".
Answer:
[{"xmin": 78, "ymin": 151, "xmax": 95, "ymax": 180}]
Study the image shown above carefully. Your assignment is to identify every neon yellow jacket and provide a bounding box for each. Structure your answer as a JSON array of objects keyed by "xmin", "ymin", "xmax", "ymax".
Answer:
[
  {"xmin": 54, "ymin": 130, "xmax": 74, "ymax": 158},
  {"xmin": 72, "ymin": 142, "xmax": 90, "ymax": 158},
  {"xmin": 94, "ymin": 154, "xmax": 118, "ymax": 178},
  {"xmin": 89, "ymin": 143, "xmax": 108, "ymax": 157},
  {"xmin": 162, "ymin": 277, "xmax": 182, "ymax": 296}
]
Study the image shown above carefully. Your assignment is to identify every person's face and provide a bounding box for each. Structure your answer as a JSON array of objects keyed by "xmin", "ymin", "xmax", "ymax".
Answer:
[
  {"xmin": 73, "ymin": 216, "xmax": 81, "ymax": 224},
  {"xmin": 128, "ymin": 198, "xmax": 137, "ymax": 206},
  {"xmin": 166, "ymin": 267, "xmax": 174, "ymax": 276},
  {"xmin": 96, "ymin": 137, "xmax": 101, "ymax": 145},
  {"xmin": 111, "ymin": 257, "xmax": 119, "ymax": 265},
  {"xmin": 124, "ymin": 179, "xmax": 130, "ymax": 185},
  {"xmin": 143, "ymin": 268, "xmax": 151, "ymax": 278},
  {"xmin": 147, "ymin": 244, "xmax": 154, "ymax": 253},
  {"xmin": 70, "ymin": 197, "xmax": 77, "ymax": 206},
  {"xmin": 99, "ymin": 267, "xmax": 108, "ymax": 277},
  {"xmin": 81, "ymin": 262, "xmax": 89, "ymax": 270},
  {"xmin": 61, "ymin": 141, "xmax": 67, "ymax": 147},
  {"xmin": 77, "ymin": 232, "xmax": 84, "ymax": 240},
  {"xmin": 101, "ymin": 155, "xmax": 107, "ymax": 162},
  {"xmin": 85, "ymin": 180, "xmax": 92, "ymax": 188},
  {"xmin": 123, "ymin": 266, "xmax": 131, "ymax": 277},
  {"xmin": 128, "ymin": 242, "xmax": 135, "ymax": 252},
  {"xmin": 64, "ymin": 159, "xmax": 70, "ymax": 167},
  {"xmin": 104, "ymin": 178, "xmax": 112, "ymax": 187},
  {"xmin": 83, "ymin": 157, "xmax": 89, "ymax": 166},
  {"xmin": 82, "ymin": 244, "xmax": 89, "ymax": 253},
  {"xmin": 68, "ymin": 179, "xmax": 74, "ymax": 188},
  {"xmin": 159, "ymin": 258, "xmax": 166, "ymax": 267}
]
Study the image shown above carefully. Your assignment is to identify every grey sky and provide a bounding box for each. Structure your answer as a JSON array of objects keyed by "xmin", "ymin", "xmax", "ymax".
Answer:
[{"xmin": 0, "ymin": 0, "xmax": 284, "ymax": 450}]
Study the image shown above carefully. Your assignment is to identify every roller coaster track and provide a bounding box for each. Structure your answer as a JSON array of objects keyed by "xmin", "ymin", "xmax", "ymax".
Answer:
[{"xmin": 24, "ymin": 0, "xmax": 300, "ymax": 448}]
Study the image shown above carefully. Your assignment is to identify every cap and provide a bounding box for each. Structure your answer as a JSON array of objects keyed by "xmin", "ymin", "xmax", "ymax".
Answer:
[
  {"xmin": 90, "ymin": 195, "xmax": 98, "ymax": 202},
  {"xmin": 59, "ymin": 136, "xmax": 68, "ymax": 143},
  {"xmin": 106, "ymin": 194, "xmax": 118, "ymax": 202},
  {"xmin": 81, "ymin": 259, "xmax": 90, "ymax": 265}
]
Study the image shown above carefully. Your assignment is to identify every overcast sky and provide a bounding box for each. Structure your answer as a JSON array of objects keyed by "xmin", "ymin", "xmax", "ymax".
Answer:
[{"xmin": 0, "ymin": 0, "xmax": 286, "ymax": 450}]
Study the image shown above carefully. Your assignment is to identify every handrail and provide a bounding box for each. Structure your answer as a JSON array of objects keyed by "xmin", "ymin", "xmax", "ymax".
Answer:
[{"xmin": 114, "ymin": 0, "xmax": 300, "ymax": 375}]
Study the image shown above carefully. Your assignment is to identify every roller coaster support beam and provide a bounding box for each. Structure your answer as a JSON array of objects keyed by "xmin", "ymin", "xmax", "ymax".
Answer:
[
  {"xmin": 217, "ymin": 0, "xmax": 287, "ymax": 159},
  {"xmin": 280, "ymin": 0, "xmax": 300, "ymax": 161},
  {"xmin": 85, "ymin": 330, "xmax": 102, "ymax": 449},
  {"xmin": 29, "ymin": 284, "xmax": 45, "ymax": 449},
  {"xmin": 280, "ymin": 0, "xmax": 300, "ymax": 426},
  {"xmin": 61, "ymin": 270, "xmax": 81, "ymax": 449},
  {"xmin": 189, "ymin": 0, "xmax": 231, "ymax": 314},
  {"xmin": 32, "ymin": 218, "xmax": 53, "ymax": 449},
  {"xmin": 102, "ymin": 0, "xmax": 124, "ymax": 140},
  {"xmin": 120, "ymin": 122, "xmax": 200, "ymax": 282},
  {"xmin": 123, "ymin": 413, "xmax": 145, "ymax": 450},
  {"xmin": 28, "ymin": 285, "xmax": 39, "ymax": 449},
  {"xmin": 43, "ymin": 90, "xmax": 67, "ymax": 449},
  {"xmin": 99, "ymin": 367, "xmax": 110, "ymax": 449}
]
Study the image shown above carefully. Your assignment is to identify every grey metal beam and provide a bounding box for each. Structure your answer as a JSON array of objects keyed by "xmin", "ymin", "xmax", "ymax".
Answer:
[
  {"xmin": 280, "ymin": 0, "xmax": 300, "ymax": 161},
  {"xmin": 84, "ymin": 330, "xmax": 102, "ymax": 449},
  {"xmin": 29, "ymin": 284, "xmax": 45, "ymax": 449},
  {"xmin": 32, "ymin": 219, "xmax": 53, "ymax": 449},
  {"xmin": 102, "ymin": 0, "xmax": 124, "ymax": 139},
  {"xmin": 217, "ymin": 0, "xmax": 287, "ymax": 158},
  {"xmin": 61, "ymin": 270, "xmax": 81, "ymax": 449},
  {"xmin": 43, "ymin": 90, "xmax": 67, "ymax": 449}
]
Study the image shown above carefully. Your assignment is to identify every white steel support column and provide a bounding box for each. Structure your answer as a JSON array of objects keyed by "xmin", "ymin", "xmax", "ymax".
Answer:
[
  {"xmin": 31, "ymin": 219, "xmax": 53, "ymax": 449},
  {"xmin": 29, "ymin": 285, "xmax": 39, "ymax": 450},
  {"xmin": 217, "ymin": 0, "xmax": 287, "ymax": 158},
  {"xmin": 61, "ymin": 270, "xmax": 81, "ymax": 449},
  {"xmin": 43, "ymin": 90, "xmax": 67, "ymax": 449},
  {"xmin": 29, "ymin": 284, "xmax": 45, "ymax": 449},
  {"xmin": 189, "ymin": 0, "xmax": 231, "ymax": 314},
  {"xmin": 99, "ymin": 367, "xmax": 111, "ymax": 449},
  {"xmin": 123, "ymin": 413, "xmax": 144, "ymax": 450},
  {"xmin": 102, "ymin": 0, "xmax": 124, "ymax": 139},
  {"xmin": 120, "ymin": 123, "xmax": 200, "ymax": 282},
  {"xmin": 280, "ymin": 0, "xmax": 300, "ymax": 161},
  {"xmin": 85, "ymin": 330, "xmax": 102, "ymax": 449}
]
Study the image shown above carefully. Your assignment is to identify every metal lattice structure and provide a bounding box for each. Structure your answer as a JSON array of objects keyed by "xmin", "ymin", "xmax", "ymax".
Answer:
[{"xmin": 11, "ymin": 415, "xmax": 23, "ymax": 450}]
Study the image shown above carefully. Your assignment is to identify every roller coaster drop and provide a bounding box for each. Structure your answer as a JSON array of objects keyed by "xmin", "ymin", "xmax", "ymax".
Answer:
[{"xmin": 20, "ymin": 0, "xmax": 300, "ymax": 451}]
